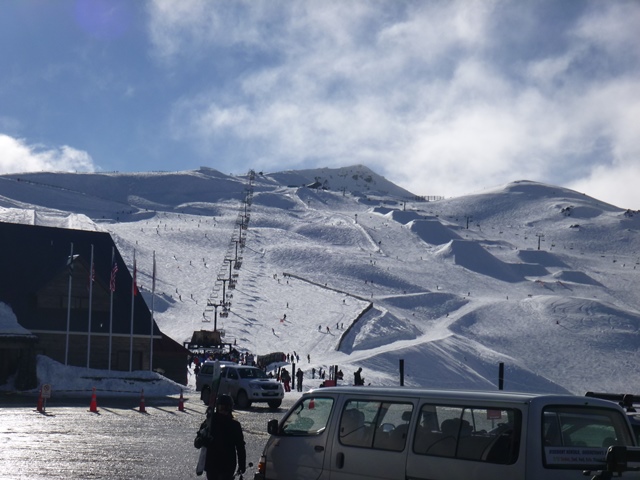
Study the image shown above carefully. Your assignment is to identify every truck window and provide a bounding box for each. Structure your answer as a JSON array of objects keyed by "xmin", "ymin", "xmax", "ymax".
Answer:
[
  {"xmin": 339, "ymin": 400, "xmax": 413, "ymax": 451},
  {"xmin": 542, "ymin": 406, "xmax": 634, "ymax": 470},
  {"xmin": 413, "ymin": 404, "xmax": 521, "ymax": 465},
  {"xmin": 280, "ymin": 397, "xmax": 334, "ymax": 436},
  {"xmin": 238, "ymin": 368, "xmax": 267, "ymax": 379}
]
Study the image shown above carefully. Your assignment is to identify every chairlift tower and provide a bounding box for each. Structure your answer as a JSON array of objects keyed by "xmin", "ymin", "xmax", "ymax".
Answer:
[
  {"xmin": 225, "ymin": 258, "xmax": 236, "ymax": 289},
  {"xmin": 205, "ymin": 300, "xmax": 224, "ymax": 331}
]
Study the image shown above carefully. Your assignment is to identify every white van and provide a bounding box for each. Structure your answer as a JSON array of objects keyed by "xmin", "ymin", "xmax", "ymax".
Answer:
[{"xmin": 254, "ymin": 386, "xmax": 640, "ymax": 480}]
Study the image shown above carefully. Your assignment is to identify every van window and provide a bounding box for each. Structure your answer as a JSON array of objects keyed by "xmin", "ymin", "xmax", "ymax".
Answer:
[
  {"xmin": 339, "ymin": 400, "xmax": 413, "ymax": 451},
  {"xmin": 542, "ymin": 406, "xmax": 634, "ymax": 469},
  {"xmin": 281, "ymin": 397, "xmax": 333, "ymax": 436},
  {"xmin": 413, "ymin": 404, "xmax": 521, "ymax": 465}
]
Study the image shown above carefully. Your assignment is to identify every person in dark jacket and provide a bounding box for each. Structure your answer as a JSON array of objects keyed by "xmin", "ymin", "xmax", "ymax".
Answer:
[
  {"xmin": 204, "ymin": 394, "xmax": 246, "ymax": 480},
  {"xmin": 295, "ymin": 368, "xmax": 304, "ymax": 392}
]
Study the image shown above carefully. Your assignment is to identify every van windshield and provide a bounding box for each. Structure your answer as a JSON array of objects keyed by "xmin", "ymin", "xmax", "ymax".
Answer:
[
  {"xmin": 281, "ymin": 397, "xmax": 334, "ymax": 436},
  {"xmin": 542, "ymin": 406, "xmax": 634, "ymax": 469}
]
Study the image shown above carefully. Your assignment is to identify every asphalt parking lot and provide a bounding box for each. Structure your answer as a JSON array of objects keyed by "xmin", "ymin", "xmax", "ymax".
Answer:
[{"xmin": 0, "ymin": 391, "xmax": 295, "ymax": 479}]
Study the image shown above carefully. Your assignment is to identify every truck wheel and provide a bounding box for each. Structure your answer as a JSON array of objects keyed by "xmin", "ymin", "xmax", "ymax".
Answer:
[
  {"xmin": 201, "ymin": 386, "xmax": 210, "ymax": 405},
  {"xmin": 236, "ymin": 390, "xmax": 251, "ymax": 409},
  {"xmin": 268, "ymin": 399, "xmax": 282, "ymax": 409}
]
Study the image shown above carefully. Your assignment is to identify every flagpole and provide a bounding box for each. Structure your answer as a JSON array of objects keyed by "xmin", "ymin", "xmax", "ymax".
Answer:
[
  {"xmin": 129, "ymin": 250, "xmax": 136, "ymax": 372},
  {"xmin": 64, "ymin": 242, "xmax": 74, "ymax": 366},
  {"xmin": 87, "ymin": 244, "xmax": 94, "ymax": 368},
  {"xmin": 150, "ymin": 250, "xmax": 156, "ymax": 372},
  {"xmin": 108, "ymin": 247, "xmax": 115, "ymax": 371}
]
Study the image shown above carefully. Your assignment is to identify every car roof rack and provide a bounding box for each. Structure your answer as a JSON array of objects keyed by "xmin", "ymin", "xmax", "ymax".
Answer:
[{"xmin": 586, "ymin": 392, "xmax": 639, "ymax": 412}]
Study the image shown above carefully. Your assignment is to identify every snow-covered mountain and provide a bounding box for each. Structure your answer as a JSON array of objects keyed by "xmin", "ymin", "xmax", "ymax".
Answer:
[{"xmin": 2, "ymin": 165, "xmax": 639, "ymax": 395}]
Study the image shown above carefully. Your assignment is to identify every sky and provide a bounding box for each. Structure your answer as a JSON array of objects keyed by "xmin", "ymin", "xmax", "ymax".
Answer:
[
  {"xmin": 1, "ymin": 0, "xmax": 640, "ymax": 209},
  {"xmin": 2, "ymin": 168, "xmax": 640, "ymax": 397}
]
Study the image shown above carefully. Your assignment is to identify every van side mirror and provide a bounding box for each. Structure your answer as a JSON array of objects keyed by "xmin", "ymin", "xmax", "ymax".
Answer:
[{"xmin": 267, "ymin": 419, "xmax": 280, "ymax": 435}]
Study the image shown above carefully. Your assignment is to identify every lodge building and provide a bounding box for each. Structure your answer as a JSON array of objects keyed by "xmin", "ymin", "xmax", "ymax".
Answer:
[{"xmin": 0, "ymin": 222, "xmax": 189, "ymax": 389}]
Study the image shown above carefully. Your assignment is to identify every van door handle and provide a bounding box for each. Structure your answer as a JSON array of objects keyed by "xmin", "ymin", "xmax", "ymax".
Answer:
[
  {"xmin": 314, "ymin": 445, "xmax": 324, "ymax": 452},
  {"xmin": 336, "ymin": 452, "xmax": 344, "ymax": 468}
]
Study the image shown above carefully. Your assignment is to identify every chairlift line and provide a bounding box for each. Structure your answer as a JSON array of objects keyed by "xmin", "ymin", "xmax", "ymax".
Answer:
[{"xmin": 199, "ymin": 169, "xmax": 252, "ymax": 324}]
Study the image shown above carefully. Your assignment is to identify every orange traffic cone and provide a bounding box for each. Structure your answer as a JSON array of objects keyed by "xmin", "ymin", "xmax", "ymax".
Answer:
[
  {"xmin": 139, "ymin": 388, "xmax": 146, "ymax": 413},
  {"xmin": 178, "ymin": 390, "xmax": 185, "ymax": 412},
  {"xmin": 36, "ymin": 388, "xmax": 43, "ymax": 412},
  {"xmin": 89, "ymin": 387, "xmax": 98, "ymax": 413}
]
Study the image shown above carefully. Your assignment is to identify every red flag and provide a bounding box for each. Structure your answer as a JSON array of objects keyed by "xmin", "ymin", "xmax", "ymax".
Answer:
[{"xmin": 110, "ymin": 261, "xmax": 118, "ymax": 292}]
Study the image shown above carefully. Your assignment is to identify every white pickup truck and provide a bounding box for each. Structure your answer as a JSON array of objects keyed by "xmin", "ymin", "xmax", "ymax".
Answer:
[{"xmin": 198, "ymin": 362, "xmax": 284, "ymax": 410}]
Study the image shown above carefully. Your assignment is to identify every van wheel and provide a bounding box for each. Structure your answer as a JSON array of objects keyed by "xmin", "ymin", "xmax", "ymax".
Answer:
[
  {"xmin": 236, "ymin": 390, "xmax": 251, "ymax": 409},
  {"xmin": 201, "ymin": 386, "xmax": 210, "ymax": 405},
  {"xmin": 268, "ymin": 399, "xmax": 282, "ymax": 409}
]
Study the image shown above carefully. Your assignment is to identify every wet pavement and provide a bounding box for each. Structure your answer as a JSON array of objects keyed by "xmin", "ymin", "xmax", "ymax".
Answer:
[{"xmin": 0, "ymin": 391, "xmax": 292, "ymax": 479}]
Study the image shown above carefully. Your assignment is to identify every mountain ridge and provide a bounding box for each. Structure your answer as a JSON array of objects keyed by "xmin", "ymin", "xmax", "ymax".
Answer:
[{"xmin": 1, "ymin": 165, "xmax": 639, "ymax": 395}]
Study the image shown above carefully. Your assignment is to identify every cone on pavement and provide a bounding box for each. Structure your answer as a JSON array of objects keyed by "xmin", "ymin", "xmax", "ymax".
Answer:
[
  {"xmin": 36, "ymin": 388, "xmax": 43, "ymax": 412},
  {"xmin": 178, "ymin": 390, "xmax": 184, "ymax": 412},
  {"xmin": 139, "ymin": 388, "xmax": 146, "ymax": 413},
  {"xmin": 89, "ymin": 387, "xmax": 98, "ymax": 413}
]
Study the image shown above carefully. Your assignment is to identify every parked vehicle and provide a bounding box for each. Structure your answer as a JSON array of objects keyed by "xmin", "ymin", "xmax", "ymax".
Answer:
[
  {"xmin": 254, "ymin": 386, "xmax": 640, "ymax": 480},
  {"xmin": 256, "ymin": 352, "xmax": 286, "ymax": 369},
  {"xmin": 199, "ymin": 361, "xmax": 284, "ymax": 410},
  {"xmin": 195, "ymin": 360, "xmax": 235, "ymax": 393}
]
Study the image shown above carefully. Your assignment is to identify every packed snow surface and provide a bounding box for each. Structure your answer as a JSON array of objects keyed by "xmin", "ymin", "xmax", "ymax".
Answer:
[{"xmin": 2, "ymin": 168, "xmax": 640, "ymax": 396}]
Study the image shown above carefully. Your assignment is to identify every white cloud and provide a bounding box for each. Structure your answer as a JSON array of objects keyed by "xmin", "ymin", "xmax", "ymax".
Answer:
[
  {"xmin": 0, "ymin": 134, "xmax": 97, "ymax": 174},
  {"xmin": 573, "ymin": 1, "xmax": 640, "ymax": 64},
  {"xmin": 150, "ymin": 1, "xmax": 640, "ymax": 208},
  {"xmin": 568, "ymin": 163, "xmax": 640, "ymax": 210},
  {"xmin": 147, "ymin": 0, "xmax": 273, "ymax": 62}
]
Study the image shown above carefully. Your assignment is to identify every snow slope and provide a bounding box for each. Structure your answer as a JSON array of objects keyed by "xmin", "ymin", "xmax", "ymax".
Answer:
[{"xmin": 2, "ymin": 168, "xmax": 640, "ymax": 395}]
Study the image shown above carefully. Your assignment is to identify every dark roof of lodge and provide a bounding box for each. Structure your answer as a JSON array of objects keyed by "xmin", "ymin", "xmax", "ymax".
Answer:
[{"xmin": 0, "ymin": 221, "xmax": 161, "ymax": 337}]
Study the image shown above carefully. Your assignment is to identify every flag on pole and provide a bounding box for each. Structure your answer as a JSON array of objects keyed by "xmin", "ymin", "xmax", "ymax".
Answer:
[
  {"xmin": 67, "ymin": 254, "xmax": 75, "ymax": 277},
  {"xmin": 108, "ymin": 247, "xmax": 115, "ymax": 371},
  {"xmin": 87, "ymin": 262, "xmax": 95, "ymax": 290},
  {"xmin": 152, "ymin": 252, "xmax": 156, "ymax": 294},
  {"xmin": 150, "ymin": 250, "xmax": 156, "ymax": 372},
  {"xmin": 65, "ymin": 243, "xmax": 74, "ymax": 366},
  {"xmin": 87, "ymin": 244, "xmax": 95, "ymax": 368},
  {"xmin": 133, "ymin": 254, "xmax": 138, "ymax": 296},
  {"xmin": 129, "ymin": 250, "xmax": 136, "ymax": 372},
  {"xmin": 110, "ymin": 260, "xmax": 118, "ymax": 292}
]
